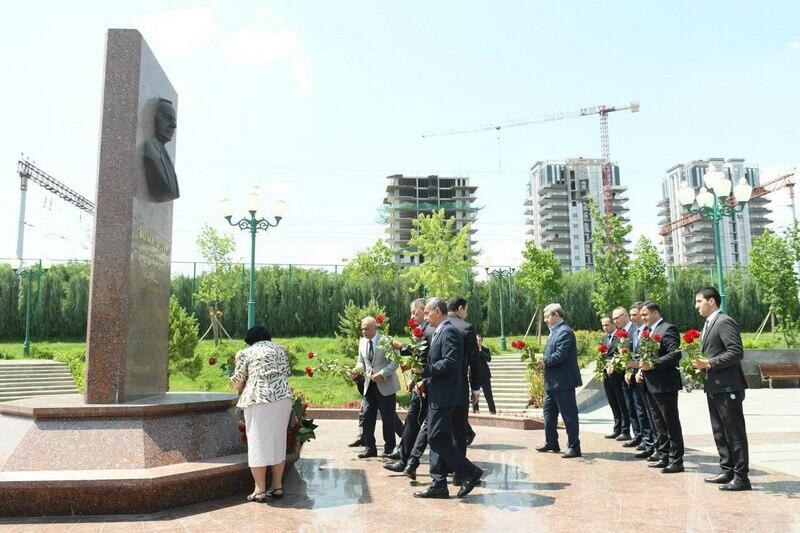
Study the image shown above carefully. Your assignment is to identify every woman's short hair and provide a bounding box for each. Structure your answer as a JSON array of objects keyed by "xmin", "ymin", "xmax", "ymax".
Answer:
[{"xmin": 245, "ymin": 325, "xmax": 272, "ymax": 346}]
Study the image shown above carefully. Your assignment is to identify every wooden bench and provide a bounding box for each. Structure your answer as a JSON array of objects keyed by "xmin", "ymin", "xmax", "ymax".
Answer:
[{"xmin": 758, "ymin": 364, "xmax": 800, "ymax": 388}]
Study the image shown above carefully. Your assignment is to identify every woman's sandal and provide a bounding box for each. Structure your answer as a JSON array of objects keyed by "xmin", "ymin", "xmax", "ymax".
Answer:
[
  {"xmin": 266, "ymin": 488, "xmax": 284, "ymax": 499},
  {"xmin": 247, "ymin": 490, "xmax": 267, "ymax": 502}
]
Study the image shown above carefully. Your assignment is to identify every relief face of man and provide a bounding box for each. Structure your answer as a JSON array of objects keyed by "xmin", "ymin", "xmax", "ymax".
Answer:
[{"xmin": 155, "ymin": 100, "xmax": 176, "ymax": 143}]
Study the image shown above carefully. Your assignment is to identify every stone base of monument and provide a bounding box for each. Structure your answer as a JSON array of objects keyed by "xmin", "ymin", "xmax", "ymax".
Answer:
[{"xmin": 0, "ymin": 392, "xmax": 299, "ymax": 516}]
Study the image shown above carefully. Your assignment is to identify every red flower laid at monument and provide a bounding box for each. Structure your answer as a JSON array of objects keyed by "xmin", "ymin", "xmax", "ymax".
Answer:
[
  {"xmin": 307, "ymin": 351, "xmax": 315, "ymax": 359},
  {"xmin": 304, "ymin": 366, "xmax": 314, "ymax": 377},
  {"xmin": 208, "ymin": 356, "xmax": 217, "ymax": 366}
]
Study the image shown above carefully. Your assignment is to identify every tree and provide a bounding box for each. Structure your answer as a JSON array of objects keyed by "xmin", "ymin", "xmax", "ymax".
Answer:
[
  {"xmin": 341, "ymin": 240, "xmax": 400, "ymax": 301},
  {"xmin": 589, "ymin": 200, "xmax": 632, "ymax": 319},
  {"xmin": 168, "ymin": 295, "xmax": 202, "ymax": 381},
  {"xmin": 516, "ymin": 241, "xmax": 564, "ymax": 342},
  {"xmin": 748, "ymin": 229, "xmax": 800, "ymax": 348},
  {"xmin": 195, "ymin": 225, "xmax": 238, "ymax": 345},
  {"xmin": 630, "ymin": 236, "xmax": 667, "ymax": 304},
  {"xmin": 401, "ymin": 209, "xmax": 475, "ymax": 298}
]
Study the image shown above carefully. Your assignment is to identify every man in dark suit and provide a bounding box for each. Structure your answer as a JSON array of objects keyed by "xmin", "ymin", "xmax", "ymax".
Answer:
[
  {"xmin": 384, "ymin": 298, "xmax": 433, "ymax": 477},
  {"xmin": 627, "ymin": 303, "xmax": 658, "ymax": 459},
  {"xmin": 473, "ymin": 334, "xmax": 496, "ymax": 414},
  {"xmin": 142, "ymin": 98, "xmax": 180, "ymax": 202},
  {"xmin": 637, "ymin": 301, "xmax": 685, "ymax": 474},
  {"xmin": 618, "ymin": 305, "xmax": 653, "ymax": 452},
  {"xmin": 692, "ymin": 287, "xmax": 751, "ymax": 491},
  {"xmin": 446, "ymin": 296, "xmax": 481, "ymax": 469},
  {"xmin": 413, "ymin": 297, "xmax": 483, "ymax": 499},
  {"xmin": 535, "ymin": 303, "xmax": 582, "ymax": 458},
  {"xmin": 601, "ymin": 315, "xmax": 631, "ymax": 440}
]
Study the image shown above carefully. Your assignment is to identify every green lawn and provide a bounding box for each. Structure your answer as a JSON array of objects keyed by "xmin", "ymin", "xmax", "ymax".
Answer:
[{"xmin": 0, "ymin": 337, "xmax": 411, "ymax": 408}]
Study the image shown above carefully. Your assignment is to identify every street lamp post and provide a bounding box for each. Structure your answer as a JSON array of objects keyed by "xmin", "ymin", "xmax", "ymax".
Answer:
[
  {"xmin": 219, "ymin": 187, "xmax": 285, "ymax": 329},
  {"xmin": 676, "ymin": 164, "xmax": 753, "ymax": 314},
  {"xmin": 10, "ymin": 259, "xmax": 51, "ymax": 356},
  {"xmin": 484, "ymin": 264, "xmax": 515, "ymax": 351}
]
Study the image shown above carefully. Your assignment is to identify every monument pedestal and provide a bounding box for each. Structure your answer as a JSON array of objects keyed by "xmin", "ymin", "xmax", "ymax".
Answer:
[{"xmin": 0, "ymin": 393, "xmax": 288, "ymax": 516}]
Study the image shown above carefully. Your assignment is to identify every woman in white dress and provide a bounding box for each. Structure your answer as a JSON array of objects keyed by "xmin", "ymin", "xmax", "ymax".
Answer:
[{"xmin": 230, "ymin": 325, "xmax": 293, "ymax": 502}]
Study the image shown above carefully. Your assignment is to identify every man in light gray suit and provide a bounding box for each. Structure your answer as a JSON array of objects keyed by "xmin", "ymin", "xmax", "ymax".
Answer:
[{"xmin": 352, "ymin": 316, "xmax": 401, "ymax": 458}]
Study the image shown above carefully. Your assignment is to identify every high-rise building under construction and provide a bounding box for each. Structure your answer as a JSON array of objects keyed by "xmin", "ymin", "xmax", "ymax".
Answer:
[{"xmin": 383, "ymin": 174, "xmax": 478, "ymax": 265}]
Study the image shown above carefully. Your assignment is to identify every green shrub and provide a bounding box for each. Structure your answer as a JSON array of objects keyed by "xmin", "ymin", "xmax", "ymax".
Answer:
[
  {"xmin": 526, "ymin": 368, "xmax": 545, "ymax": 408},
  {"xmin": 575, "ymin": 330, "xmax": 603, "ymax": 368},
  {"xmin": 29, "ymin": 345, "xmax": 55, "ymax": 360},
  {"xmin": 168, "ymin": 296, "xmax": 202, "ymax": 380},
  {"xmin": 53, "ymin": 349, "xmax": 86, "ymax": 393},
  {"xmin": 743, "ymin": 336, "xmax": 782, "ymax": 349},
  {"xmin": 0, "ymin": 349, "xmax": 13, "ymax": 360},
  {"xmin": 278, "ymin": 340, "xmax": 302, "ymax": 371},
  {"xmin": 335, "ymin": 299, "xmax": 387, "ymax": 359}
]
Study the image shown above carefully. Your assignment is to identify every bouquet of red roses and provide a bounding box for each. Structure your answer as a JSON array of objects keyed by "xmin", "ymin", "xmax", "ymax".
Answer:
[
  {"xmin": 609, "ymin": 328, "xmax": 633, "ymax": 377},
  {"xmin": 637, "ymin": 329, "xmax": 662, "ymax": 369},
  {"xmin": 381, "ymin": 317, "xmax": 428, "ymax": 377},
  {"xmin": 511, "ymin": 339, "xmax": 542, "ymax": 374},
  {"xmin": 593, "ymin": 342, "xmax": 610, "ymax": 382},
  {"xmin": 679, "ymin": 329, "xmax": 705, "ymax": 391}
]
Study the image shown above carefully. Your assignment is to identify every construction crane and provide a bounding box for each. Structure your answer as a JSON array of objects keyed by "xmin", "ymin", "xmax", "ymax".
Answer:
[
  {"xmin": 658, "ymin": 171, "xmax": 796, "ymax": 237},
  {"xmin": 15, "ymin": 158, "xmax": 95, "ymax": 261},
  {"xmin": 422, "ymin": 100, "xmax": 640, "ymax": 214}
]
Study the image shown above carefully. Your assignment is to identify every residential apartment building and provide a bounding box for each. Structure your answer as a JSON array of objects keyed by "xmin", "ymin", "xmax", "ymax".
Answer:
[
  {"xmin": 383, "ymin": 174, "xmax": 478, "ymax": 265},
  {"xmin": 658, "ymin": 158, "xmax": 771, "ymax": 267},
  {"xmin": 525, "ymin": 158, "xmax": 629, "ymax": 271}
]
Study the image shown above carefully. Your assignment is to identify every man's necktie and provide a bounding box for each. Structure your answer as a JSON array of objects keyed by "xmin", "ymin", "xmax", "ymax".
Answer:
[{"xmin": 367, "ymin": 340, "xmax": 374, "ymax": 365}]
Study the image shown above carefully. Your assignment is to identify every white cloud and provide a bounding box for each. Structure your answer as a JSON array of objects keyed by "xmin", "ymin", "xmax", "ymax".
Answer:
[
  {"xmin": 140, "ymin": 7, "xmax": 218, "ymax": 58},
  {"xmin": 791, "ymin": 41, "xmax": 800, "ymax": 51},
  {"xmin": 220, "ymin": 26, "xmax": 313, "ymax": 92}
]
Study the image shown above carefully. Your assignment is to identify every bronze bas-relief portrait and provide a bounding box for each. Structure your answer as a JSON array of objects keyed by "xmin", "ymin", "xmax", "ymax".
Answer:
[{"xmin": 142, "ymin": 98, "xmax": 180, "ymax": 202}]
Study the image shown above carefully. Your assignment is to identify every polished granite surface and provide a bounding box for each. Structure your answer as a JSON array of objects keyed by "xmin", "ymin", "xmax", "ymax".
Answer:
[{"xmin": 1, "ymin": 419, "xmax": 799, "ymax": 531}]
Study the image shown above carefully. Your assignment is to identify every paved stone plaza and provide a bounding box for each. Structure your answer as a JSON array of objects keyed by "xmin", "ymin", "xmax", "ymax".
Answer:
[{"xmin": 2, "ymin": 412, "xmax": 799, "ymax": 532}]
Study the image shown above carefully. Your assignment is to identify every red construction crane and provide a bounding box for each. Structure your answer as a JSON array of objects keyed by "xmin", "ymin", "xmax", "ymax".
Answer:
[
  {"xmin": 658, "ymin": 172, "xmax": 795, "ymax": 237},
  {"xmin": 422, "ymin": 100, "xmax": 640, "ymax": 214}
]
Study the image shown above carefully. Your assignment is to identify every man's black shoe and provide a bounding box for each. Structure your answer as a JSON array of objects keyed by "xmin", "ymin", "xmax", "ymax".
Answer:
[
  {"xmin": 661, "ymin": 464, "xmax": 684, "ymax": 474},
  {"xmin": 646, "ymin": 454, "xmax": 662, "ymax": 462},
  {"xmin": 357, "ymin": 448, "xmax": 377, "ymax": 459},
  {"xmin": 719, "ymin": 478, "xmax": 752, "ymax": 491},
  {"xmin": 403, "ymin": 463, "xmax": 417, "ymax": 481},
  {"xmin": 604, "ymin": 432, "xmax": 621, "ymax": 439},
  {"xmin": 383, "ymin": 461, "xmax": 405, "ymax": 473},
  {"xmin": 452, "ymin": 475, "xmax": 465, "ymax": 486},
  {"xmin": 456, "ymin": 467, "xmax": 483, "ymax": 498},
  {"xmin": 347, "ymin": 438, "xmax": 363, "ymax": 448},
  {"xmin": 385, "ymin": 450, "xmax": 401, "ymax": 461},
  {"xmin": 561, "ymin": 448, "xmax": 582, "ymax": 459},
  {"xmin": 466, "ymin": 431, "xmax": 476, "ymax": 447},
  {"xmin": 622, "ymin": 439, "xmax": 641, "ymax": 448},
  {"xmin": 615, "ymin": 434, "xmax": 632, "ymax": 442},
  {"xmin": 705, "ymin": 473, "xmax": 734, "ymax": 484},
  {"xmin": 414, "ymin": 486, "xmax": 449, "ymax": 499},
  {"xmin": 648, "ymin": 460, "xmax": 669, "ymax": 469},
  {"xmin": 633, "ymin": 450, "xmax": 651, "ymax": 459},
  {"xmin": 635, "ymin": 444, "xmax": 648, "ymax": 451},
  {"xmin": 535, "ymin": 444, "xmax": 561, "ymax": 453}
]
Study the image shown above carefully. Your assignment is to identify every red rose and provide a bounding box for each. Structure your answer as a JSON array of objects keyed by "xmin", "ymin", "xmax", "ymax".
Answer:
[
  {"xmin": 510, "ymin": 340, "xmax": 518, "ymax": 349},
  {"xmin": 304, "ymin": 366, "xmax": 314, "ymax": 377},
  {"xmin": 376, "ymin": 314, "xmax": 385, "ymax": 325},
  {"xmin": 407, "ymin": 317, "xmax": 419, "ymax": 328},
  {"xmin": 412, "ymin": 326, "xmax": 424, "ymax": 339},
  {"xmin": 690, "ymin": 329, "xmax": 702, "ymax": 340},
  {"xmin": 614, "ymin": 329, "xmax": 629, "ymax": 338},
  {"xmin": 652, "ymin": 333, "xmax": 662, "ymax": 342},
  {"xmin": 598, "ymin": 343, "xmax": 609, "ymax": 353},
  {"xmin": 302, "ymin": 402, "xmax": 309, "ymax": 410},
  {"xmin": 208, "ymin": 356, "xmax": 217, "ymax": 366},
  {"xmin": 682, "ymin": 332, "xmax": 696, "ymax": 344},
  {"xmin": 517, "ymin": 340, "xmax": 526, "ymax": 349},
  {"xmin": 641, "ymin": 330, "xmax": 650, "ymax": 338},
  {"xmin": 307, "ymin": 351, "xmax": 315, "ymax": 359},
  {"xmin": 240, "ymin": 434, "xmax": 248, "ymax": 443},
  {"xmin": 237, "ymin": 421, "xmax": 246, "ymax": 433}
]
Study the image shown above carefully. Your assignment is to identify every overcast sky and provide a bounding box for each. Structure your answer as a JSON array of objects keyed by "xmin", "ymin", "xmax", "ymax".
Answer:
[{"xmin": 1, "ymin": 1, "xmax": 798, "ymax": 275}]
